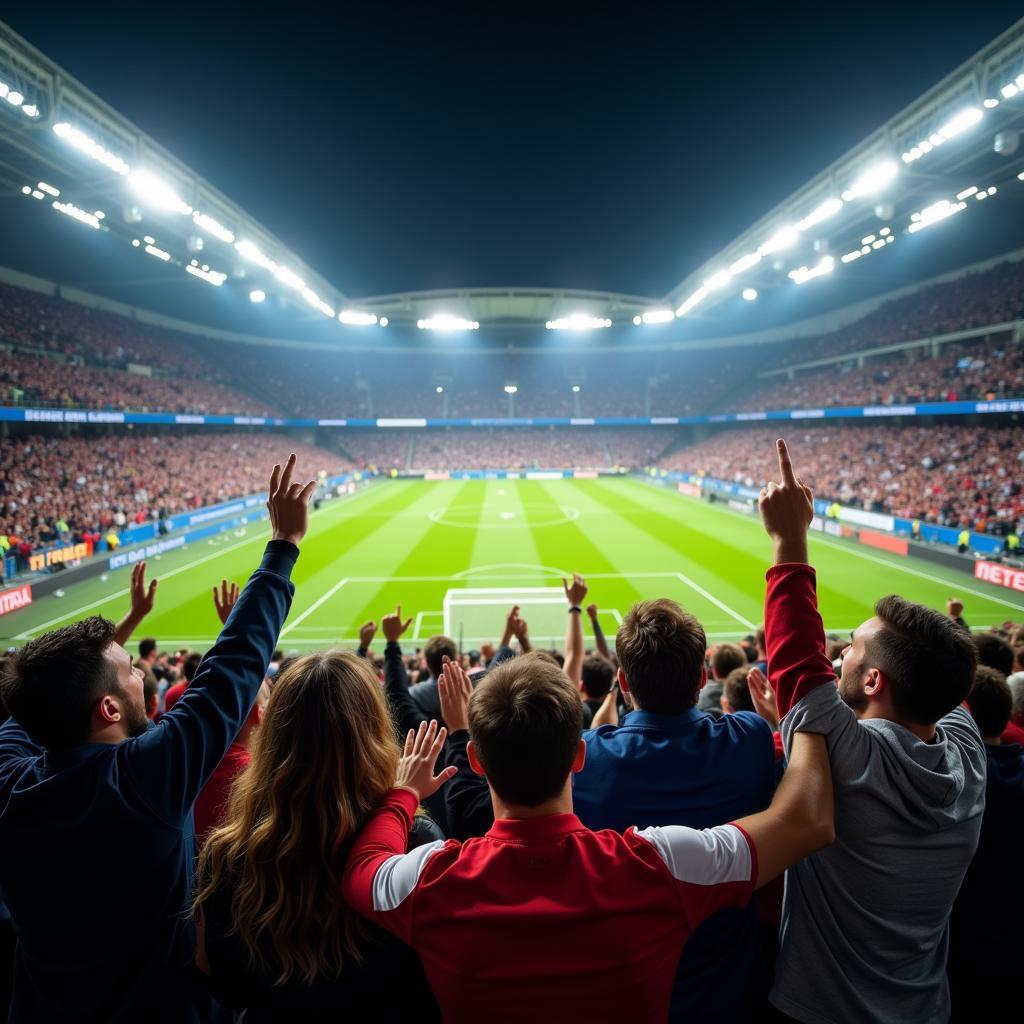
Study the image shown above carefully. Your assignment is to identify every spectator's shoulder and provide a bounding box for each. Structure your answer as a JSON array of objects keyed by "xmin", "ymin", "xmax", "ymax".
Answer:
[{"xmin": 721, "ymin": 709, "xmax": 774, "ymax": 738}]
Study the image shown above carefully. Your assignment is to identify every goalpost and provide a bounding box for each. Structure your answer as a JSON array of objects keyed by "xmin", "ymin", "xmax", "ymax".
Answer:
[{"xmin": 443, "ymin": 587, "xmax": 581, "ymax": 648}]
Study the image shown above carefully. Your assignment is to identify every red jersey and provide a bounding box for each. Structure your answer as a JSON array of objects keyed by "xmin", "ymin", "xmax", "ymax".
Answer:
[
  {"xmin": 192, "ymin": 741, "xmax": 249, "ymax": 845},
  {"xmin": 162, "ymin": 682, "xmax": 187, "ymax": 713},
  {"xmin": 343, "ymin": 789, "xmax": 757, "ymax": 1023}
]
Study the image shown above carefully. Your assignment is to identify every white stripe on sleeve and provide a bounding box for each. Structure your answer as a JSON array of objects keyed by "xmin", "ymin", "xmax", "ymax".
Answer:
[
  {"xmin": 371, "ymin": 839, "xmax": 447, "ymax": 912},
  {"xmin": 634, "ymin": 823, "xmax": 752, "ymax": 885}
]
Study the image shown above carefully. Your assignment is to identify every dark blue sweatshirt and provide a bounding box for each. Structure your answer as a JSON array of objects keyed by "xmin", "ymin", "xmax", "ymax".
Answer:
[{"xmin": 0, "ymin": 540, "xmax": 297, "ymax": 1023}]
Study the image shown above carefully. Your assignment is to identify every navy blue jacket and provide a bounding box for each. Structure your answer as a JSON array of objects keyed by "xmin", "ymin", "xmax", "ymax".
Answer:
[
  {"xmin": 0, "ymin": 540, "xmax": 296, "ymax": 1023},
  {"xmin": 573, "ymin": 707, "xmax": 776, "ymax": 1023}
]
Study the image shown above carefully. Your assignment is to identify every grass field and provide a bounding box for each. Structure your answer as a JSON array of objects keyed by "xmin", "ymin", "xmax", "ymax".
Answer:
[{"xmin": 5, "ymin": 476, "xmax": 1024, "ymax": 652}]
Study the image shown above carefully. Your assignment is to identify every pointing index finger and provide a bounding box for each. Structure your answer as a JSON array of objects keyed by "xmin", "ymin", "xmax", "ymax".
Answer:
[{"xmin": 776, "ymin": 438, "xmax": 797, "ymax": 486}]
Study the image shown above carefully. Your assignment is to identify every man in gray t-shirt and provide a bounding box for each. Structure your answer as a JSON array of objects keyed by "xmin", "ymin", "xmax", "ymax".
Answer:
[{"xmin": 758, "ymin": 438, "xmax": 984, "ymax": 1024}]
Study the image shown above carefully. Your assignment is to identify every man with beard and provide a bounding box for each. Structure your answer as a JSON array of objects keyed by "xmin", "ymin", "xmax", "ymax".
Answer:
[
  {"xmin": 759, "ymin": 438, "xmax": 985, "ymax": 1024},
  {"xmin": 0, "ymin": 453, "xmax": 314, "ymax": 1023}
]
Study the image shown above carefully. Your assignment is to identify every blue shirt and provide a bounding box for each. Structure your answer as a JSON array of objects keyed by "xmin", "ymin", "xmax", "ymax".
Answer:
[
  {"xmin": 573, "ymin": 707, "xmax": 776, "ymax": 1022},
  {"xmin": 0, "ymin": 541, "xmax": 296, "ymax": 1024}
]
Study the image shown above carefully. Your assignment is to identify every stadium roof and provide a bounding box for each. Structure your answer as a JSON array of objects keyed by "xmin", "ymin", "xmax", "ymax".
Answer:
[{"xmin": 0, "ymin": 15, "xmax": 1023, "ymax": 340}]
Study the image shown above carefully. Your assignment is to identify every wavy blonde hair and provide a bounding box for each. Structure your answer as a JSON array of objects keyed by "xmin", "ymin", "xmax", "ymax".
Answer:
[{"xmin": 195, "ymin": 650, "xmax": 400, "ymax": 985}]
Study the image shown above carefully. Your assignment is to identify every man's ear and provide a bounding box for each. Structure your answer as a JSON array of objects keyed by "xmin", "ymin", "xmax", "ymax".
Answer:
[
  {"xmin": 864, "ymin": 668, "xmax": 886, "ymax": 698},
  {"xmin": 97, "ymin": 694, "xmax": 121, "ymax": 725},
  {"xmin": 571, "ymin": 738, "xmax": 586, "ymax": 774},
  {"xmin": 699, "ymin": 665, "xmax": 708, "ymax": 691},
  {"xmin": 616, "ymin": 666, "xmax": 630, "ymax": 695},
  {"xmin": 720, "ymin": 694, "xmax": 731, "ymax": 713},
  {"xmin": 467, "ymin": 740, "xmax": 486, "ymax": 776}
]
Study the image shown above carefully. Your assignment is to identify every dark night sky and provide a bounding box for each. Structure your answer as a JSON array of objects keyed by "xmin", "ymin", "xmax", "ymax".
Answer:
[{"xmin": 5, "ymin": 1, "xmax": 1024, "ymax": 300}]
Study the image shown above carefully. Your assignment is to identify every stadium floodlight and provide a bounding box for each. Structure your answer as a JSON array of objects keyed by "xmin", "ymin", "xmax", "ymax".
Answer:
[
  {"xmin": 234, "ymin": 239, "xmax": 276, "ymax": 271},
  {"xmin": 795, "ymin": 197, "xmax": 843, "ymax": 232},
  {"xmin": 984, "ymin": 97, "xmax": 1000, "ymax": 109},
  {"xmin": 338, "ymin": 309, "xmax": 379, "ymax": 326},
  {"xmin": 843, "ymin": 161, "xmax": 898, "ymax": 200},
  {"xmin": 840, "ymin": 249, "xmax": 862, "ymax": 263},
  {"xmin": 129, "ymin": 171, "xmax": 193, "ymax": 215},
  {"xmin": 907, "ymin": 198, "xmax": 967, "ymax": 233},
  {"xmin": 30, "ymin": 189, "xmax": 44, "ymax": 200},
  {"xmin": 186, "ymin": 262, "xmax": 227, "ymax": 286},
  {"xmin": 1019, "ymin": 171, "xmax": 1024, "ymax": 181},
  {"xmin": 417, "ymin": 314, "xmax": 479, "ymax": 331},
  {"xmin": 879, "ymin": 227, "xmax": 890, "ymax": 236},
  {"xmin": 21, "ymin": 103, "xmax": 39, "ymax": 118},
  {"xmin": 1002, "ymin": 82, "xmax": 1019, "ymax": 99},
  {"xmin": 637, "ymin": 309, "xmax": 675, "ymax": 325},
  {"xmin": 703, "ymin": 270, "xmax": 732, "ymax": 291},
  {"xmin": 143, "ymin": 243, "xmax": 171, "ymax": 261},
  {"xmin": 958, "ymin": 185, "xmax": 979, "ymax": 199},
  {"xmin": 52, "ymin": 201, "xmax": 102, "ymax": 229},
  {"xmin": 5, "ymin": 89, "xmax": 24, "ymax": 106},
  {"xmin": 729, "ymin": 252, "xmax": 762, "ymax": 275},
  {"xmin": 275, "ymin": 265, "xmax": 305, "ymax": 290},
  {"xmin": 675, "ymin": 285, "xmax": 709, "ymax": 317},
  {"xmin": 503, "ymin": 384, "xmax": 518, "ymax": 394},
  {"xmin": 192, "ymin": 211, "xmax": 235, "ymax": 243},
  {"xmin": 757, "ymin": 225, "xmax": 798, "ymax": 255},
  {"xmin": 742, "ymin": 288, "xmax": 758, "ymax": 300},
  {"xmin": 37, "ymin": 182, "xmax": 60, "ymax": 197},
  {"xmin": 545, "ymin": 313, "xmax": 613, "ymax": 330},
  {"xmin": 788, "ymin": 255, "xmax": 834, "ymax": 284},
  {"xmin": 249, "ymin": 289, "xmax": 266, "ymax": 303},
  {"xmin": 53, "ymin": 122, "xmax": 131, "ymax": 175},
  {"xmin": 379, "ymin": 317, "xmax": 389, "ymax": 327},
  {"xmin": 572, "ymin": 384, "xmax": 581, "ymax": 392}
]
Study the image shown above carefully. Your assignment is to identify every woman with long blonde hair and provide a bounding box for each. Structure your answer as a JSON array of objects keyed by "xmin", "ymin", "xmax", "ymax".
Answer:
[{"xmin": 194, "ymin": 649, "xmax": 441, "ymax": 1021}]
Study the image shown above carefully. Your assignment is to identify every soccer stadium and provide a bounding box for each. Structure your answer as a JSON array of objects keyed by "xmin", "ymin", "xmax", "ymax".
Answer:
[{"xmin": 1, "ymin": 6, "xmax": 1024, "ymax": 1022}]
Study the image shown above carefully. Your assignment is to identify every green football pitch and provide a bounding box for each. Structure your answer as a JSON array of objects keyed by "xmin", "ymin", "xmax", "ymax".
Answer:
[{"xmin": 4, "ymin": 477, "xmax": 1024, "ymax": 652}]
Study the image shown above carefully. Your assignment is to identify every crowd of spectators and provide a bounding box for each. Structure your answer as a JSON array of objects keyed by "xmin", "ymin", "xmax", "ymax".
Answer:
[
  {"xmin": 656, "ymin": 424, "xmax": 1024, "ymax": 532},
  {"xmin": 0, "ymin": 433, "xmax": 351, "ymax": 568},
  {"xmin": 0, "ymin": 441, "xmax": 1018, "ymax": 1023}
]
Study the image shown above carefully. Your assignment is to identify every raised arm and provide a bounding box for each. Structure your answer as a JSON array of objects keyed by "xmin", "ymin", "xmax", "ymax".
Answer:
[
  {"xmin": 759, "ymin": 439, "xmax": 837, "ymax": 716},
  {"xmin": 121, "ymin": 453, "xmax": 314, "ymax": 821},
  {"xmin": 112, "ymin": 561, "xmax": 158, "ymax": 649},
  {"xmin": 381, "ymin": 605, "xmax": 424, "ymax": 734},
  {"xmin": 586, "ymin": 603, "xmax": 612, "ymax": 661},
  {"xmin": 438, "ymin": 655, "xmax": 493, "ymax": 839},
  {"xmin": 562, "ymin": 573, "xmax": 588, "ymax": 686}
]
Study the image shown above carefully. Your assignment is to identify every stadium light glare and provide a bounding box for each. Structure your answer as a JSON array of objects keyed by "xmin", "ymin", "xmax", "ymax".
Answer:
[
  {"xmin": 21, "ymin": 103, "xmax": 39, "ymax": 118},
  {"xmin": 572, "ymin": 384, "xmax": 581, "ymax": 392},
  {"xmin": 192, "ymin": 211, "xmax": 235, "ymax": 243},
  {"xmin": 1002, "ymin": 83, "xmax": 1019, "ymax": 99},
  {"xmin": 843, "ymin": 161, "xmax": 898, "ymax": 199},
  {"xmin": 338, "ymin": 310, "xmax": 379, "ymax": 326},
  {"xmin": 37, "ymin": 182, "xmax": 60, "ymax": 197},
  {"xmin": 907, "ymin": 198, "xmax": 967, "ymax": 233},
  {"xmin": 52, "ymin": 122, "xmax": 131, "ymax": 175},
  {"xmin": 795, "ymin": 197, "xmax": 843, "ymax": 231},
  {"xmin": 639, "ymin": 309, "xmax": 675, "ymax": 324},
  {"xmin": 417, "ymin": 314, "xmax": 479, "ymax": 331},
  {"xmin": 234, "ymin": 239, "xmax": 276, "ymax": 271},
  {"xmin": 436, "ymin": 386, "xmax": 444, "ymax": 393},
  {"xmin": 675, "ymin": 285, "xmax": 709, "ymax": 317},
  {"xmin": 52, "ymin": 201, "xmax": 102, "ymax": 229},
  {"xmin": 1018, "ymin": 171, "xmax": 1024, "ymax": 181},
  {"xmin": 728, "ymin": 252, "xmax": 762, "ymax": 275},
  {"xmin": 185, "ymin": 263, "xmax": 227, "ymax": 286},
  {"xmin": 545, "ymin": 314, "xmax": 612, "ymax": 330},
  {"xmin": 143, "ymin": 243, "xmax": 171, "ymax": 261},
  {"xmin": 879, "ymin": 226, "xmax": 891, "ymax": 236},
  {"xmin": 275, "ymin": 265, "xmax": 305, "ymax": 290},
  {"xmin": 20, "ymin": 185, "xmax": 29, "ymax": 195},
  {"xmin": 5, "ymin": 90, "xmax": 24, "ymax": 106},
  {"xmin": 503, "ymin": 384, "xmax": 518, "ymax": 394},
  {"xmin": 249, "ymin": 289, "xmax": 266, "ymax": 303},
  {"xmin": 841, "ymin": 249, "xmax": 862, "ymax": 263},
  {"xmin": 129, "ymin": 171, "xmax": 193, "ymax": 215},
  {"xmin": 741, "ymin": 288, "xmax": 758, "ymax": 300},
  {"xmin": 379, "ymin": 317, "xmax": 389, "ymax": 327},
  {"xmin": 788, "ymin": 256, "xmax": 834, "ymax": 284},
  {"xmin": 983, "ymin": 97, "xmax": 1000, "ymax": 109},
  {"xmin": 757, "ymin": 225, "xmax": 798, "ymax": 255},
  {"xmin": 30, "ymin": 189, "xmax": 44, "ymax": 200},
  {"xmin": 703, "ymin": 269, "xmax": 732, "ymax": 291}
]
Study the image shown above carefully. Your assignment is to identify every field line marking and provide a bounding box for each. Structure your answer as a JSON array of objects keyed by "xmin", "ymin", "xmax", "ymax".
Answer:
[
  {"xmin": 413, "ymin": 611, "xmax": 424, "ymax": 640},
  {"xmin": 9, "ymin": 483, "xmax": 391, "ymax": 640},
  {"xmin": 674, "ymin": 572, "xmax": 758, "ymax": 631},
  {"xmin": 611, "ymin": 609, "xmax": 623, "ymax": 625},
  {"xmin": 809, "ymin": 535, "xmax": 1024, "ymax": 612},
  {"xmin": 280, "ymin": 578, "xmax": 349, "ymax": 637}
]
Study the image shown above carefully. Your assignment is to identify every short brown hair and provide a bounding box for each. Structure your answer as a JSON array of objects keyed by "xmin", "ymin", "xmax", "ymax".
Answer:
[
  {"xmin": 722, "ymin": 667, "xmax": 755, "ymax": 713},
  {"xmin": 869, "ymin": 595, "xmax": 977, "ymax": 725},
  {"xmin": 424, "ymin": 635, "xmax": 458, "ymax": 679},
  {"xmin": 967, "ymin": 666, "xmax": 1012, "ymax": 738},
  {"xmin": 711, "ymin": 643, "xmax": 747, "ymax": 681},
  {"xmin": 615, "ymin": 600, "xmax": 706, "ymax": 714},
  {"xmin": 468, "ymin": 652, "xmax": 582, "ymax": 807}
]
